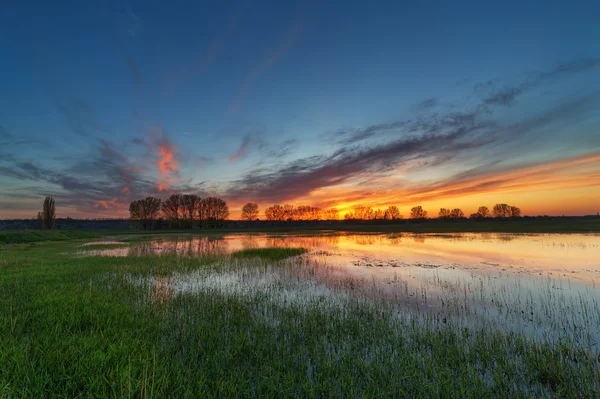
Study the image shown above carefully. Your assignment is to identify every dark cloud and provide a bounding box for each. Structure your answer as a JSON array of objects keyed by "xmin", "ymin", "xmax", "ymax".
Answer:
[
  {"xmin": 227, "ymin": 110, "xmax": 493, "ymax": 203},
  {"xmin": 479, "ymin": 57, "xmax": 600, "ymax": 107}
]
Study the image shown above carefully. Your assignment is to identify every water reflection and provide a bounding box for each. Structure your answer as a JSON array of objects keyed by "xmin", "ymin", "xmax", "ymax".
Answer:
[
  {"xmin": 83, "ymin": 232, "xmax": 600, "ymax": 283},
  {"xmin": 96, "ymin": 231, "xmax": 600, "ymax": 347}
]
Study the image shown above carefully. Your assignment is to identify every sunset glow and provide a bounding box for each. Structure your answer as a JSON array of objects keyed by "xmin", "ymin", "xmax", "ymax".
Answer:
[{"xmin": 1, "ymin": 3, "xmax": 599, "ymax": 219}]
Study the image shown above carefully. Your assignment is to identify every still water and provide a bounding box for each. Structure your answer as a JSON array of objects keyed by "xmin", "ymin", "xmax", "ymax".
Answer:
[
  {"xmin": 87, "ymin": 232, "xmax": 600, "ymax": 282},
  {"xmin": 84, "ymin": 232, "xmax": 600, "ymax": 345}
]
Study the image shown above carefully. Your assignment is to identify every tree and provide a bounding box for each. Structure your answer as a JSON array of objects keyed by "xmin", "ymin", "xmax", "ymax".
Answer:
[
  {"xmin": 450, "ymin": 208, "xmax": 465, "ymax": 218},
  {"xmin": 373, "ymin": 209, "xmax": 385, "ymax": 220},
  {"xmin": 353, "ymin": 207, "xmax": 374, "ymax": 220},
  {"xmin": 493, "ymin": 203, "xmax": 511, "ymax": 218},
  {"xmin": 37, "ymin": 212, "xmax": 44, "ymax": 229},
  {"xmin": 200, "ymin": 197, "xmax": 229, "ymax": 221},
  {"xmin": 41, "ymin": 196, "xmax": 56, "ymax": 229},
  {"xmin": 162, "ymin": 194, "xmax": 183, "ymax": 227},
  {"xmin": 509, "ymin": 205, "xmax": 521, "ymax": 218},
  {"xmin": 283, "ymin": 204, "xmax": 295, "ymax": 221},
  {"xmin": 477, "ymin": 206, "xmax": 489, "ymax": 218},
  {"xmin": 265, "ymin": 205, "xmax": 286, "ymax": 221},
  {"xmin": 130, "ymin": 197, "xmax": 161, "ymax": 230},
  {"xmin": 438, "ymin": 208, "xmax": 451, "ymax": 219},
  {"xmin": 181, "ymin": 194, "xmax": 200, "ymax": 228},
  {"xmin": 323, "ymin": 208, "xmax": 340, "ymax": 220},
  {"xmin": 384, "ymin": 206, "xmax": 401, "ymax": 220},
  {"xmin": 241, "ymin": 202, "xmax": 259, "ymax": 221},
  {"xmin": 410, "ymin": 206, "xmax": 427, "ymax": 219}
]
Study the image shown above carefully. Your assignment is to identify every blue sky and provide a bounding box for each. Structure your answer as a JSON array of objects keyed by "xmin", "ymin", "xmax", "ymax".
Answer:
[{"xmin": 1, "ymin": 0, "xmax": 600, "ymax": 218}]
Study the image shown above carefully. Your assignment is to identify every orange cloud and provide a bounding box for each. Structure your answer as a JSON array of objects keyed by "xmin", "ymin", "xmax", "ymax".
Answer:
[{"xmin": 156, "ymin": 142, "xmax": 179, "ymax": 191}]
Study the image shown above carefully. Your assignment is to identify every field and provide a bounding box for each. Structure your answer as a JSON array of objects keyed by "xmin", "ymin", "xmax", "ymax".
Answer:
[{"xmin": 1, "ymin": 232, "xmax": 599, "ymax": 397}]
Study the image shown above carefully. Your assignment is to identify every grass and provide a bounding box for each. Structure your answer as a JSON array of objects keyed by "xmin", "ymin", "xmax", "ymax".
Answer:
[
  {"xmin": 0, "ymin": 230, "xmax": 99, "ymax": 244},
  {"xmin": 0, "ymin": 238, "xmax": 599, "ymax": 397}
]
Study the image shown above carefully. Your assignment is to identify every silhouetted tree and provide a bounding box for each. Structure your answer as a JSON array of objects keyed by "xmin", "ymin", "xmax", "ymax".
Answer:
[
  {"xmin": 199, "ymin": 197, "xmax": 229, "ymax": 223},
  {"xmin": 477, "ymin": 206, "xmax": 489, "ymax": 218},
  {"xmin": 265, "ymin": 205, "xmax": 286, "ymax": 221},
  {"xmin": 181, "ymin": 194, "xmax": 200, "ymax": 228},
  {"xmin": 353, "ymin": 207, "xmax": 374, "ymax": 220},
  {"xmin": 37, "ymin": 212, "xmax": 44, "ymax": 230},
  {"xmin": 323, "ymin": 208, "xmax": 340, "ymax": 220},
  {"xmin": 162, "ymin": 194, "xmax": 183, "ymax": 227},
  {"xmin": 411, "ymin": 206, "xmax": 426, "ymax": 219},
  {"xmin": 410, "ymin": 206, "xmax": 427, "ymax": 219},
  {"xmin": 241, "ymin": 202, "xmax": 259, "ymax": 221},
  {"xmin": 384, "ymin": 206, "xmax": 401, "ymax": 220},
  {"xmin": 130, "ymin": 197, "xmax": 161, "ymax": 230},
  {"xmin": 439, "ymin": 208, "xmax": 451, "ymax": 219},
  {"xmin": 450, "ymin": 208, "xmax": 465, "ymax": 218},
  {"xmin": 283, "ymin": 204, "xmax": 295, "ymax": 221},
  {"xmin": 373, "ymin": 209, "xmax": 385, "ymax": 220},
  {"xmin": 493, "ymin": 203, "xmax": 511, "ymax": 218},
  {"xmin": 41, "ymin": 196, "xmax": 56, "ymax": 229},
  {"xmin": 509, "ymin": 205, "xmax": 521, "ymax": 217}
]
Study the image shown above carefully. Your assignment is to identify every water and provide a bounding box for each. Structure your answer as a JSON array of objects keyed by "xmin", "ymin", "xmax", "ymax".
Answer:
[{"xmin": 84, "ymin": 232, "xmax": 600, "ymax": 347}]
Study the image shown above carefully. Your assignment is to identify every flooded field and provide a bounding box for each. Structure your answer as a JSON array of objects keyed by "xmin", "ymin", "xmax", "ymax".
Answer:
[
  {"xmin": 4, "ymin": 231, "xmax": 600, "ymax": 396},
  {"xmin": 82, "ymin": 232, "xmax": 600, "ymax": 348}
]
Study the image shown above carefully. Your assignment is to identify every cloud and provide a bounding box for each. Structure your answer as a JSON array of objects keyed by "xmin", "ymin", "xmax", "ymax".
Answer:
[
  {"xmin": 479, "ymin": 57, "xmax": 600, "ymax": 107},
  {"xmin": 226, "ymin": 110, "xmax": 493, "ymax": 203},
  {"xmin": 230, "ymin": 134, "xmax": 252, "ymax": 162},
  {"xmin": 225, "ymin": 58, "xmax": 600, "ymax": 205}
]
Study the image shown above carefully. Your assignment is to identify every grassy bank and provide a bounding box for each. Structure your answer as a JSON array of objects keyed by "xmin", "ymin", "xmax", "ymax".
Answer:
[
  {"xmin": 1, "ymin": 241, "xmax": 598, "ymax": 397},
  {"xmin": 0, "ymin": 230, "xmax": 100, "ymax": 244}
]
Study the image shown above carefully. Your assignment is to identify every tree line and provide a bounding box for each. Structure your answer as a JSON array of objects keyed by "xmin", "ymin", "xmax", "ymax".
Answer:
[
  {"xmin": 129, "ymin": 195, "xmax": 230, "ymax": 230},
  {"xmin": 30, "ymin": 196, "xmax": 523, "ymax": 231}
]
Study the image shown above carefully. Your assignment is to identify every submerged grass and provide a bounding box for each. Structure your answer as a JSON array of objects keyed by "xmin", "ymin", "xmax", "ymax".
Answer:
[
  {"xmin": 231, "ymin": 247, "xmax": 308, "ymax": 261},
  {"xmin": 0, "ymin": 240, "xmax": 599, "ymax": 397}
]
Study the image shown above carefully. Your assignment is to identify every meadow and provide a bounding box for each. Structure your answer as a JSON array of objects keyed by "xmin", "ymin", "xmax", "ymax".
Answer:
[{"xmin": 1, "ymin": 232, "xmax": 599, "ymax": 397}]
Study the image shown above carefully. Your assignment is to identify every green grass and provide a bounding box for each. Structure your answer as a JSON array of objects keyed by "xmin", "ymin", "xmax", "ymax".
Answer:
[
  {"xmin": 0, "ymin": 239, "xmax": 598, "ymax": 397},
  {"xmin": 0, "ymin": 230, "xmax": 99, "ymax": 244},
  {"xmin": 231, "ymin": 247, "xmax": 308, "ymax": 261}
]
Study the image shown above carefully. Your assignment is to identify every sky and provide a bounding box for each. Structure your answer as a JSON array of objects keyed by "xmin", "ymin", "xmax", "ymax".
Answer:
[{"xmin": 1, "ymin": 0, "xmax": 599, "ymax": 219}]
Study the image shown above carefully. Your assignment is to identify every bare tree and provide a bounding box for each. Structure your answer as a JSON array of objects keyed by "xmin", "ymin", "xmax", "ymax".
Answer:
[
  {"xmin": 200, "ymin": 197, "xmax": 229, "ymax": 222},
  {"xmin": 373, "ymin": 209, "xmax": 385, "ymax": 220},
  {"xmin": 353, "ymin": 206, "xmax": 374, "ymax": 220},
  {"xmin": 162, "ymin": 194, "xmax": 183, "ymax": 228},
  {"xmin": 450, "ymin": 208, "xmax": 465, "ymax": 218},
  {"xmin": 322, "ymin": 208, "xmax": 340, "ymax": 220},
  {"xmin": 182, "ymin": 194, "xmax": 200, "ymax": 228},
  {"xmin": 130, "ymin": 197, "xmax": 161, "ymax": 230},
  {"xmin": 241, "ymin": 202, "xmax": 259, "ymax": 221},
  {"xmin": 493, "ymin": 203, "xmax": 511, "ymax": 218},
  {"xmin": 265, "ymin": 205, "xmax": 286, "ymax": 221},
  {"xmin": 477, "ymin": 206, "xmax": 489, "ymax": 218},
  {"xmin": 42, "ymin": 196, "xmax": 56, "ymax": 229},
  {"xmin": 410, "ymin": 206, "xmax": 427, "ymax": 219},
  {"xmin": 509, "ymin": 205, "xmax": 521, "ymax": 217},
  {"xmin": 283, "ymin": 204, "xmax": 295, "ymax": 221},
  {"xmin": 384, "ymin": 206, "xmax": 401, "ymax": 220},
  {"xmin": 438, "ymin": 208, "xmax": 451, "ymax": 219}
]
